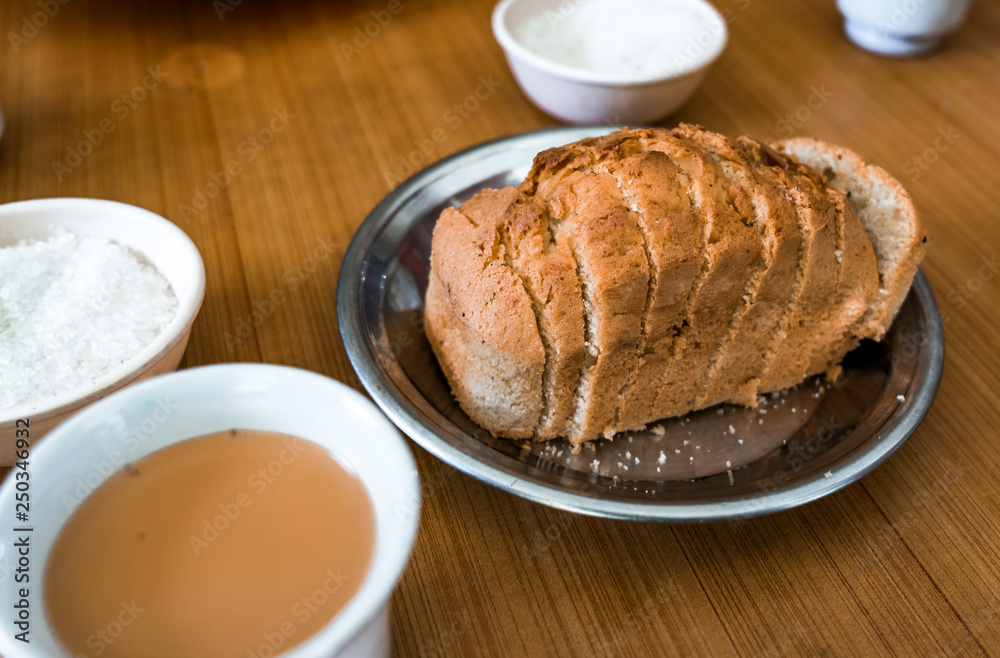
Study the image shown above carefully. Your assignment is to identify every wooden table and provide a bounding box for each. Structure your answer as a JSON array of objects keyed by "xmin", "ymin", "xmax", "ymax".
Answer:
[{"xmin": 3, "ymin": 0, "xmax": 1000, "ymax": 655}]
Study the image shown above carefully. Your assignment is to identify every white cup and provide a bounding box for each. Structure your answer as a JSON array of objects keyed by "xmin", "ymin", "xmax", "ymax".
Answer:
[
  {"xmin": 0, "ymin": 364, "xmax": 421, "ymax": 658},
  {"xmin": 837, "ymin": 0, "xmax": 971, "ymax": 56}
]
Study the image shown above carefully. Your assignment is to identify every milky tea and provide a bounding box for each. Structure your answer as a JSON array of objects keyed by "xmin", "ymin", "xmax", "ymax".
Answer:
[{"xmin": 44, "ymin": 430, "xmax": 375, "ymax": 657}]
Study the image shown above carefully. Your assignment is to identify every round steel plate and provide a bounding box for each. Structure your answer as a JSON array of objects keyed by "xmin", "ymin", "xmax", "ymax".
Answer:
[{"xmin": 337, "ymin": 126, "xmax": 944, "ymax": 522}]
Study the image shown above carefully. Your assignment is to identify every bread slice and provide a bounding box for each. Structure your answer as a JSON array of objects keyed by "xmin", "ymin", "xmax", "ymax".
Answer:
[
  {"xmin": 803, "ymin": 190, "xmax": 879, "ymax": 376},
  {"xmin": 491, "ymin": 190, "xmax": 587, "ymax": 440},
  {"xmin": 538, "ymin": 169, "xmax": 649, "ymax": 443},
  {"xmin": 424, "ymin": 204, "xmax": 545, "ymax": 438},
  {"xmin": 774, "ymin": 138, "xmax": 927, "ymax": 340}
]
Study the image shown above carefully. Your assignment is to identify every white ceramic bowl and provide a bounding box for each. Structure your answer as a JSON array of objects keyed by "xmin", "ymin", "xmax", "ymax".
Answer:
[
  {"xmin": 0, "ymin": 198, "xmax": 205, "ymax": 461},
  {"xmin": 837, "ymin": 0, "xmax": 970, "ymax": 56},
  {"xmin": 492, "ymin": 0, "xmax": 728, "ymax": 124},
  {"xmin": 0, "ymin": 363, "xmax": 421, "ymax": 658}
]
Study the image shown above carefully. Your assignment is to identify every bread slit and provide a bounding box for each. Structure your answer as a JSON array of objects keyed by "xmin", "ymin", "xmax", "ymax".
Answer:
[
  {"xmin": 425, "ymin": 206, "xmax": 545, "ymax": 437},
  {"xmin": 454, "ymin": 189, "xmax": 587, "ymax": 440},
  {"xmin": 524, "ymin": 191, "xmax": 595, "ymax": 444},
  {"xmin": 598, "ymin": 168, "xmax": 657, "ymax": 432},
  {"xmin": 496, "ymin": 223, "xmax": 551, "ymax": 437},
  {"xmin": 564, "ymin": 236, "xmax": 598, "ymax": 443},
  {"xmin": 614, "ymin": 188, "xmax": 655, "ymax": 431},
  {"xmin": 510, "ymin": 196, "xmax": 586, "ymax": 439}
]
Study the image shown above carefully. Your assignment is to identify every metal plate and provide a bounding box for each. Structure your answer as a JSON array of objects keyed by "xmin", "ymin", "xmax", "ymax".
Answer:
[{"xmin": 337, "ymin": 126, "xmax": 944, "ymax": 522}]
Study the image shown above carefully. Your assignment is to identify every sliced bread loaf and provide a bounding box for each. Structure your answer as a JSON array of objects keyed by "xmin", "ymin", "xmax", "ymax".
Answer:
[{"xmin": 425, "ymin": 127, "xmax": 924, "ymax": 445}]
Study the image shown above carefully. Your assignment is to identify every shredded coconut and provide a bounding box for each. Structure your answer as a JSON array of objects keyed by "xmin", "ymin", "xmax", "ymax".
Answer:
[
  {"xmin": 514, "ymin": 0, "xmax": 725, "ymax": 79},
  {"xmin": 0, "ymin": 231, "xmax": 178, "ymax": 410}
]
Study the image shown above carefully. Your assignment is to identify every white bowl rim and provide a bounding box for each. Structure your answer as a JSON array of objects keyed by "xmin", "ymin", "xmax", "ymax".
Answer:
[
  {"xmin": 492, "ymin": 0, "xmax": 729, "ymax": 87},
  {"xmin": 0, "ymin": 197, "xmax": 206, "ymax": 424},
  {"xmin": 0, "ymin": 363, "xmax": 421, "ymax": 657}
]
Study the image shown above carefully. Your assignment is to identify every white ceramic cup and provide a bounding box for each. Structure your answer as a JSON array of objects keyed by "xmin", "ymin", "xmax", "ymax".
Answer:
[
  {"xmin": 0, "ymin": 364, "xmax": 421, "ymax": 658},
  {"xmin": 837, "ymin": 0, "xmax": 971, "ymax": 56}
]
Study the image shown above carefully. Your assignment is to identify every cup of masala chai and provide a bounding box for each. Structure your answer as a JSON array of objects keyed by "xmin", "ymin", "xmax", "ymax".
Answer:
[{"xmin": 0, "ymin": 364, "xmax": 421, "ymax": 658}]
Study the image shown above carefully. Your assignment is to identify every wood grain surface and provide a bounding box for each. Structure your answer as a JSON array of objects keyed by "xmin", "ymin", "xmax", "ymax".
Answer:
[{"xmin": 3, "ymin": 0, "xmax": 1000, "ymax": 655}]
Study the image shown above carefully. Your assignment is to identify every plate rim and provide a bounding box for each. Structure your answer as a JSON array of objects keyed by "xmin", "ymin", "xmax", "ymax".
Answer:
[{"xmin": 337, "ymin": 126, "xmax": 945, "ymax": 523}]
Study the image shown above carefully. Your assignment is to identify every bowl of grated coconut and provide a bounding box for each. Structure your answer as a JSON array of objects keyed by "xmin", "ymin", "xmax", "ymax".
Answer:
[{"xmin": 0, "ymin": 198, "xmax": 205, "ymax": 463}]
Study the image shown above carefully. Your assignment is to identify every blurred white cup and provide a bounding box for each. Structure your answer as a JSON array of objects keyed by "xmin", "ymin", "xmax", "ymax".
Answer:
[{"xmin": 837, "ymin": 0, "xmax": 971, "ymax": 56}]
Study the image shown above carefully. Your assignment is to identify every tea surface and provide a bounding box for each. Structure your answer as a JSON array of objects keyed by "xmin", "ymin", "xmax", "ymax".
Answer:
[{"xmin": 45, "ymin": 429, "xmax": 375, "ymax": 658}]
